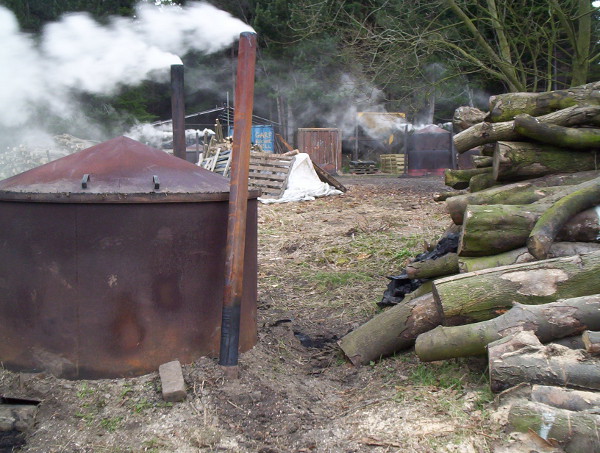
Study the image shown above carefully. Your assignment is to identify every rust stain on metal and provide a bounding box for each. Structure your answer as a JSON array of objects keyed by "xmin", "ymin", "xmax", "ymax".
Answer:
[{"xmin": 297, "ymin": 128, "xmax": 342, "ymax": 172}]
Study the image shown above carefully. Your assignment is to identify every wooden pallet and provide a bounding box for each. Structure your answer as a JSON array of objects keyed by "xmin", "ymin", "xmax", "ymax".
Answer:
[
  {"xmin": 349, "ymin": 160, "xmax": 378, "ymax": 175},
  {"xmin": 248, "ymin": 152, "xmax": 296, "ymax": 198},
  {"xmin": 380, "ymin": 154, "xmax": 405, "ymax": 174}
]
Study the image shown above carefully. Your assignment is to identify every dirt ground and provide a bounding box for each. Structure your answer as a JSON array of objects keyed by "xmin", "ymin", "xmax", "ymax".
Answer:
[{"xmin": 1, "ymin": 174, "xmax": 512, "ymax": 453}]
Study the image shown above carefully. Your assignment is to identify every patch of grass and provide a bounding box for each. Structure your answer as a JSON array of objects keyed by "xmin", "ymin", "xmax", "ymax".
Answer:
[
  {"xmin": 100, "ymin": 416, "xmax": 123, "ymax": 432},
  {"xmin": 311, "ymin": 270, "xmax": 372, "ymax": 290},
  {"xmin": 77, "ymin": 382, "xmax": 95, "ymax": 398},
  {"xmin": 409, "ymin": 362, "xmax": 465, "ymax": 390},
  {"xmin": 132, "ymin": 398, "xmax": 153, "ymax": 413},
  {"xmin": 75, "ymin": 411, "xmax": 96, "ymax": 426}
]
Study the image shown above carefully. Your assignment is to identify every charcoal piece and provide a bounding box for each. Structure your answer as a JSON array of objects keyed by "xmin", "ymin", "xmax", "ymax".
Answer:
[{"xmin": 379, "ymin": 274, "xmax": 426, "ymax": 307}]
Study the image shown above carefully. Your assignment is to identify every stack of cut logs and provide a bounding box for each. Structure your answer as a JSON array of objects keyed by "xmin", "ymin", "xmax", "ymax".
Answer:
[{"xmin": 339, "ymin": 81, "xmax": 600, "ymax": 451}]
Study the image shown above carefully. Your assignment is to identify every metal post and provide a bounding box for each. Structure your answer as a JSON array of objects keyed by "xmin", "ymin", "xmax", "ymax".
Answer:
[
  {"xmin": 171, "ymin": 64, "xmax": 186, "ymax": 160},
  {"xmin": 219, "ymin": 32, "xmax": 257, "ymax": 377}
]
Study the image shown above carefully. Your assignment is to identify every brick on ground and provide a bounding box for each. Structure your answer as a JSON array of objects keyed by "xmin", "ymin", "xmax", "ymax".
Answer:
[{"xmin": 159, "ymin": 360, "xmax": 186, "ymax": 402}]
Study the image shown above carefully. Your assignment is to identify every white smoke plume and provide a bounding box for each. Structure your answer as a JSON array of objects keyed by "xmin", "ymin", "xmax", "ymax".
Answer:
[{"xmin": 0, "ymin": 1, "xmax": 253, "ymax": 151}]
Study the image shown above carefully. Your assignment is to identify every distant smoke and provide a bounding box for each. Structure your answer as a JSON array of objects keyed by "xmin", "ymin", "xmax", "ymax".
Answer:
[{"xmin": 0, "ymin": 2, "xmax": 253, "ymax": 151}]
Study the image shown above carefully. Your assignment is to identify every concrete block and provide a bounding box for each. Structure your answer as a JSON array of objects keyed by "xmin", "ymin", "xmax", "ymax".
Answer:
[{"xmin": 159, "ymin": 360, "xmax": 186, "ymax": 402}]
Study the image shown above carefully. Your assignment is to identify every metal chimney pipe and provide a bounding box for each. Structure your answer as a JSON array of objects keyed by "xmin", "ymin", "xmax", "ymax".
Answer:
[
  {"xmin": 170, "ymin": 64, "xmax": 186, "ymax": 160},
  {"xmin": 219, "ymin": 32, "xmax": 257, "ymax": 377}
]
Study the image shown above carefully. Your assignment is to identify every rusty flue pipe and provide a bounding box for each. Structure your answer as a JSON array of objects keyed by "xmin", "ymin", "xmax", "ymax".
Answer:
[
  {"xmin": 219, "ymin": 32, "xmax": 257, "ymax": 376},
  {"xmin": 170, "ymin": 64, "xmax": 187, "ymax": 160}
]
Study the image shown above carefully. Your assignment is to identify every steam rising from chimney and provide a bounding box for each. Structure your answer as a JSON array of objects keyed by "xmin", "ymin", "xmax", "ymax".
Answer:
[{"xmin": 0, "ymin": 1, "xmax": 253, "ymax": 148}]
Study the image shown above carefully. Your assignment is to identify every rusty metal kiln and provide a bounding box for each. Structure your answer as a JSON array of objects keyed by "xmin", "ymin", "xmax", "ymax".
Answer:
[{"xmin": 0, "ymin": 136, "xmax": 258, "ymax": 379}]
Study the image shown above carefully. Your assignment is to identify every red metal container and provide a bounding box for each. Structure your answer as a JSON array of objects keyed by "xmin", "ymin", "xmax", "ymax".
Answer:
[
  {"xmin": 0, "ymin": 136, "xmax": 259, "ymax": 379},
  {"xmin": 297, "ymin": 128, "xmax": 342, "ymax": 172}
]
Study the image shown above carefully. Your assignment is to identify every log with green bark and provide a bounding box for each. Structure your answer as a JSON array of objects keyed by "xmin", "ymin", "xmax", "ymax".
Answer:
[
  {"xmin": 453, "ymin": 104, "xmax": 600, "ymax": 152},
  {"xmin": 459, "ymin": 202, "xmax": 600, "ymax": 257},
  {"xmin": 458, "ymin": 243, "xmax": 600, "ymax": 273},
  {"xmin": 405, "ymin": 253, "xmax": 459, "ymax": 279},
  {"xmin": 444, "ymin": 167, "xmax": 492, "ymax": 190},
  {"xmin": 487, "ymin": 81, "xmax": 600, "ymax": 122},
  {"xmin": 514, "ymin": 113, "xmax": 600, "ymax": 149},
  {"xmin": 446, "ymin": 171, "xmax": 600, "ymax": 225},
  {"xmin": 414, "ymin": 294, "xmax": 600, "ymax": 362},
  {"xmin": 338, "ymin": 293, "xmax": 441, "ymax": 366},
  {"xmin": 508, "ymin": 400, "xmax": 600, "ymax": 453},
  {"xmin": 468, "ymin": 172, "xmax": 497, "ymax": 192},
  {"xmin": 493, "ymin": 141, "xmax": 599, "ymax": 182},
  {"xmin": 433, "ymin": 190, "xmax": 467, "ymax": 202},
  {"xmin": 527, "ymin": 177, "xmax": 600, "ymax": 259},
  {"xmin": 489, "ymin": 330, "xmax": 600, "ymax": 392},
  {"xmin": 432, "ymin": 251, "xmax": 600, "ymax": 324},
  {"xmin": 530, "ymin": 385, "xmax": 600, "ymax": 412},
  {"xmin": 472, "ymin": 155, "xmax": 493, "ymax": 168}
]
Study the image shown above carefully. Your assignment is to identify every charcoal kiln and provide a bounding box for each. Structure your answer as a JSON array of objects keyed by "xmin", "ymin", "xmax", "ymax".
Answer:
[
  {"xmin": 407, "ymin": 125, "xmax": 454, "ymax": 175},
  {"xmin": 0, "ymin": 136, "xmax": 258, "ymax": 379}
]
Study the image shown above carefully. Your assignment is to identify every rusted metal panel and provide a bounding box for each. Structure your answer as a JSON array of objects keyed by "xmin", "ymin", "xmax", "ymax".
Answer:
[
  {"xmin": 297, "ymin": 128, "xmax": 342, "ymax": 172},
  {"xmin": 0, "ymin": 200, "xmax": 257, "ymax": 379}
]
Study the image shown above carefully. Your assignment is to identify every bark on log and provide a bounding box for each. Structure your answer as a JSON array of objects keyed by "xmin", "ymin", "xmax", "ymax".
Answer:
[
  {"xmin": 493, "ymin": 141, "xmax": 599, "ymax": 182},
  {"xmin": 405, "ymin": 253, "xmax": 459, "ymax": 279},
  {"xmin": 530, "ymin": 385, "xmax": 600, "ymax": 412},
  {"xmin": 514, "ymin": 113, "xmax": 600, "ymax": 149},
  {"xmin": 433, "ymin": 190, "xmax": 467, "ymax": 202},
  {"xmin": 489, "ymin": 330, "xmax": 600, "ymax": 392},
  {"xmin": 446, "ymin": 171, "xmax": 600, "ymax": 225},
  {"xmin": 454, "ymin": 104, "xmax": 600, "ymax": 152},
  {"xmin": 452, "ymin": 106, "xmax": 486, "ymax": 133},
  {"xmin": 415, "ymin": 294, "xmax": 600, "ymax": 362},
  {"xmin": 582, "ymin": 330, "xmax": 600, "ymax": 355},
  {"xmin": 481, "ymin": 143, "xmax": 495, "ymax": 157},
  {"xmin": 459, "ymin": 203, "xmax": 600, "ymax": 257},
  {"xmin": 458, "ymin": 243, "xmax": 600, "ymax": 273},
  {"xmin": 551, "ymin": 335, "xmax": 586, "ymax": 350},
  {"xmin": 528, "ymin": 177, "xmax": 600, "ymax": 259},
  {"xmin": 508, "ymin": 400, "xmax": 600, "ymax": 453},
  {"xmin": 338, "ymin": 293, "xmax": 441, "ymax": 365},
  {"xmin": 488, "ymin": 81, "xmax": 600, "ymax": 122},
  {"xmin": 444, "ymin": 167, "xmax": 492, "ymax": 190},
  {"xmin": 468, "ymin": 172, "xmax": 497, "ymax": 192},
  {"xmin": 472, "ymin": 156, "xmax": 493, "ymax": 168},
  {"xmin": 432, "ymin": 251, "xmax": 600, "ymax": 324}
]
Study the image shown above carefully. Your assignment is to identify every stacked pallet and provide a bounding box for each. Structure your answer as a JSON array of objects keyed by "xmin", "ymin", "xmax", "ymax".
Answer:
[
  {"xmin": 349, "ymin": 160, "xmax": 377, "ymax": 174},
  {"xmin": 248, "ymin": 152, "xmax": 296, "ymax": 199},
  {"xmin": 379, "ymin": 154, "xmax": 405, "ymax": 174}
]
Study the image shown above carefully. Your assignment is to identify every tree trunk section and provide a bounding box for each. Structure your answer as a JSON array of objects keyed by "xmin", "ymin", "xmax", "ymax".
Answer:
[
  {"xmin": 468, "ymin": 172, "xmax": 497, "ymax": 192},
  {"xmin": 405, "ymin": 253, "xmax": 459, "ymax": 279},
  {"xmin": 454, "ymin": 104, "xmax": 600, "ymax": 152},
  {"xmin": 508, "ymin": 400, "xmax": 600, "ymax": 453},
  {"xmin": 472, "ymin": 156, "xmax": 493, "ymax": 168},
  {"xmin": 338, "ymin": 293, "xmax": 441, "ymax": 365},
  {"xmin": 582, "ymin": 331, "xmax": 600, "ymax": 355},
  {"xmin": 459, "ymin": 203, "xmax": 600, "ymax": 257},
  {"xmin": 489, "ymin": 331, "xmax": 600, "ymax": 393},
  {"xmin": 493, "ymin": 141, "xmax": 599, "ymax": 182},
  {"xmin": 530, "ymin": 385, "xmax": 600, "ymax": 412},
  {"xmin": 458, "ymin": 243, "xmax": 600, "ymax": 273},
  {"xmin": 446, "ymin": 170, "xmax": 600, "ymax": 225},
  {"xmin": 432, "ymin": 251, "xmax": 600, "ymax": 324},
  {"xmin": 414, "ymin": 294, "xmax": 600, "ymax": 362},
  {"xmin": 434, "ymin": 190, "xmax": 467, "ymax": 202},
  {"xmin": 444, "ymin": 168, "xmax": 492, "ymax": 190},
  {"xmin": 527, "ymin": 177, "xmax": 600, "ymax": 259},
  {"xmin": 514, "ymin": 113, "xmax": 600, "ymax": 149},
  {"xmin": 487, "ymin": 81, "xmax": 600, "ymax": 122}
]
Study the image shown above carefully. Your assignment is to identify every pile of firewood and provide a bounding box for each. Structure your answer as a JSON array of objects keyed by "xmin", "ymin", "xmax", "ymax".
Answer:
[{"xmin": 339, "ymin": 82, "xmax": 600, "ymax": 451}]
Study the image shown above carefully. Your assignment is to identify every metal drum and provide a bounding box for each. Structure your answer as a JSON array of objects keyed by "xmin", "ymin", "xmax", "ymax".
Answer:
[{"xmin": 0, "ymin": 136, "xmax": 258, "ymax": 379}]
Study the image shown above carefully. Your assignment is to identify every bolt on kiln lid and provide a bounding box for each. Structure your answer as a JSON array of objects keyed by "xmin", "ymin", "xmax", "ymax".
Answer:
[{"xmin": 0, "ymin": 136, "xmax": 258, "ymax": 203}]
